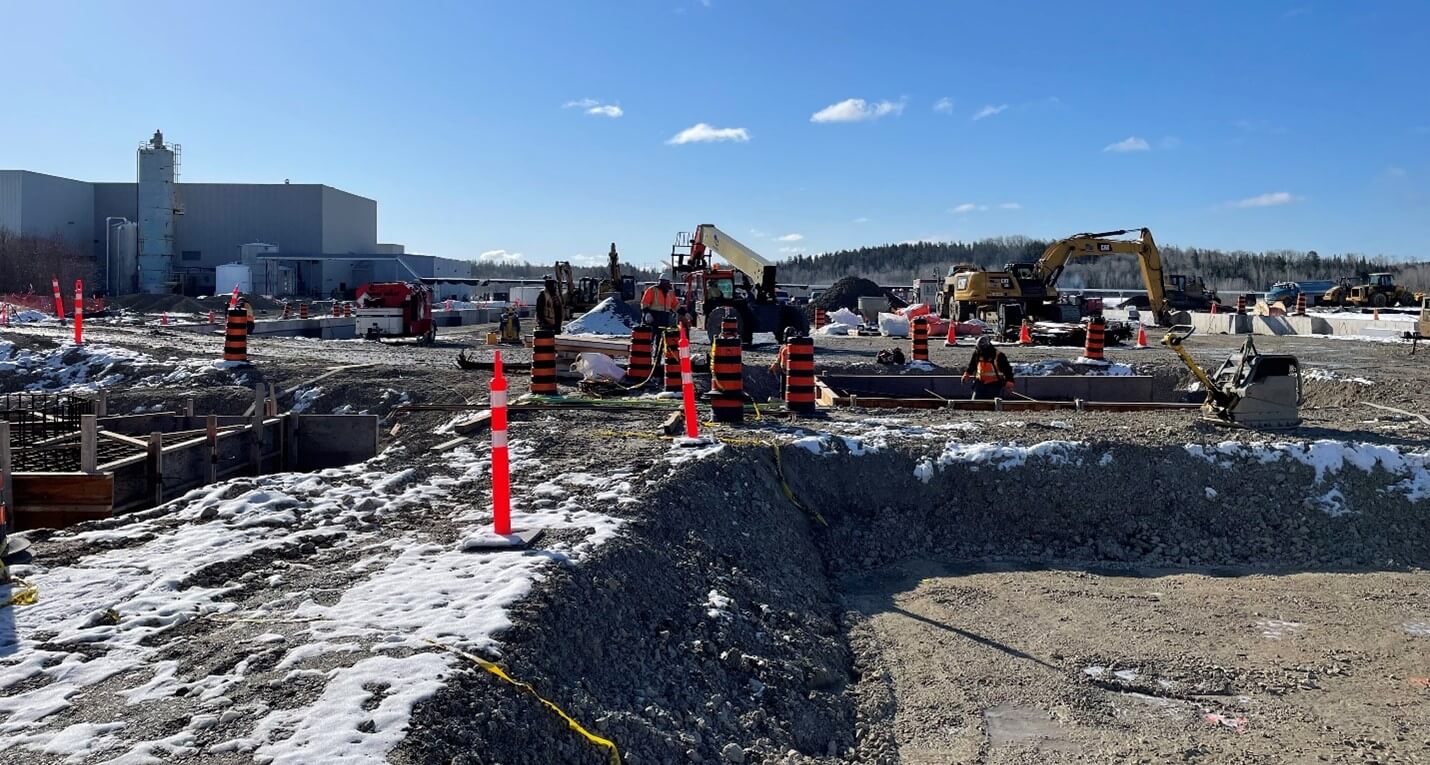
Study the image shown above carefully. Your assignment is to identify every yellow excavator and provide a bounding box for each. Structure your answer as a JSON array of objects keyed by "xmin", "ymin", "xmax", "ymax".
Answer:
[{"xmin": 938, "ymin": 228, "xmax": 1217, "ymax": 326}]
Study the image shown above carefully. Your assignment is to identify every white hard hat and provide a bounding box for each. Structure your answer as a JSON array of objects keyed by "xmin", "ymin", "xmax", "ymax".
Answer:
[{"xmin": 659, "ymin": 273, "xmax": 672, "ymax": 282}]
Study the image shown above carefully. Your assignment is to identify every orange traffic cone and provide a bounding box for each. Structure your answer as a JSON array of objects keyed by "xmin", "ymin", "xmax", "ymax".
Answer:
[
  {"xmin": 943, "ymin": 319, "xmax": 958, "ymax": 347},
  {"xmin": 1135, "ymin": 323, "xmax": 1149, "ymax": 348},
  {"xmin": 1018, "ymin": 320, "xmax": 1032, "ymax": 345}
]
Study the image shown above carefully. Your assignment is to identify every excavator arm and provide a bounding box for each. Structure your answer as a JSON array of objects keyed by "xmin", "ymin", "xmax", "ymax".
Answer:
[
  {"xmin": 1033, "ymin": 228, "xmax": 1169, "ymax": 322},
  {"xmin": 692, "ymin": 224, "xmax": 779, "ymax": 302}
]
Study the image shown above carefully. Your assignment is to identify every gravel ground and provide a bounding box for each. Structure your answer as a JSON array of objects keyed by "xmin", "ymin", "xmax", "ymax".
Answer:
[{"xmin": 1, "ymin": 316, "xmax": 1427, "ymax": 764}]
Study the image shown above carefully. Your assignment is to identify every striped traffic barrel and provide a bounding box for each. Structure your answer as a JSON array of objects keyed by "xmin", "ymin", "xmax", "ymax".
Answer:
[
  {"xmin": 1235, "ymin": 294, "xmax": 1247, "ymax": 314},
  {"xmin": 624, "ymin": 326, "xmax": 655, "ymax": 384},
  {"xmin": 299, "ymin": 302, "xmax": 309, "ymax": 319},
  {"xmin": 531, "ymin": 329, "xmax": 558, "ymax": 395},
  {"xmin": 720, "ymin": 315, "xmax": 739, "ymax": 339},
  {"xmin": 911, "ymin": 316, "xmax": 929, "ymax": 362},
  {"xmin": 1083, "ymin": 317, "xmax": 1106, "ymax": 361},
  {"xmin": 223, "ymin": 309, "xmax": 249, "ymax": 363},
  {"xmin": 343, "ymin": 302, "xmax": 353, "ymax": 318},
  {"xmin": 663, "ymin": 328, "xmax": 682, "ymax": 394},
  {"xmin": 1295, "ymin": 293, "xmax": 1307, "ymax": 316},
  {"xmin": 784, "ymin": 336, "xmax": 816, "ymax": 415},
  {"xmin": 711, "ymin": 333, "xmax": 743, "ymax": 423},
  {"xmin": 814, "ymin": 308, "xmax": 827, "ymax": 329}
]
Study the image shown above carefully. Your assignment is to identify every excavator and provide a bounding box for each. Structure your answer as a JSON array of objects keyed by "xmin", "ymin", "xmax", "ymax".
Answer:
[
  {"xmin": 937, "ymin": 228, "xmax": 1217, "ymax": 327},
  {"xmin": 555, "ymin": 243, "xmax": 636, "ymax": 314},
  {"xmin": 671, "ymin": 224, "xmax": 809, "ymax": 344},
  {"xmin": 1162, "ymin": 325, "xmax": 1302, "ymax": 428}
]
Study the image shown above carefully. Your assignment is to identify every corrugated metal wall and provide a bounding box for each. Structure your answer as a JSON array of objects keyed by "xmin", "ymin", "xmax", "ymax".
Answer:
[{"xmin": 0, "ymin": 171, "xmax": 94, "ymax": 249}]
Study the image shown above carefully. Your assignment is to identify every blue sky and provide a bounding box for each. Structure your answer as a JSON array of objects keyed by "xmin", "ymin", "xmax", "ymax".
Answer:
[{"xmin": 2, "ymin": 1, "xmax": 1427, "ymax": 268}]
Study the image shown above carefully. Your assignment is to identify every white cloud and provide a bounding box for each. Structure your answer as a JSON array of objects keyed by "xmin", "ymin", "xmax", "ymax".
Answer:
[
  {"xmin": 1230, "ymin": 191, "xmax": 1300, "ymax": 208},
  {"xmin": 568, "ymin": 253, "xmax": 606, "ymax": 266},
  {"xmin": 564, "ymin": 99, "xmax": 623, "ymax": 118},
  {"xmin": 1103, "ymin": 136, "xmax": 1150, "ymax": 153},
  {"xmin": 478, "ymin": 249, "xmax": 525, "ymax": 264},
  {"xmin": 952, "ymin": 202, "xmax": 1019, "ymax": 214},
  {"xmin": 933, "ymin": 97, "xmax": 954, "ymax": 114},
  {"xmin": 853, "ymin": 216, "xmax": 870, "ymax": 223},
  {"xmin": 778, "ymin": 246, "xmax": 805, "ymax": 254},
  {"xmin": 775, "ymin": 233, "xmax": 803, "ymax": 242},
  {"xmin": 810, "ymin": 98, "xmax": 905, "ymax": 123},
  {"xmin": 972, "ymin": 104, "xmax": 1008, "ymax": 120},
  {"xmin": 666, "ymin": 123, "xmax": 751, "ymax": 144}
]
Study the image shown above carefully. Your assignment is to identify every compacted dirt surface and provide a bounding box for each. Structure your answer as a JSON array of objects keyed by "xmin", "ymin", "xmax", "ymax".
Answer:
[{"xmin": 1, "ymin": 314, "xmax": 1427, "ymax": 764}]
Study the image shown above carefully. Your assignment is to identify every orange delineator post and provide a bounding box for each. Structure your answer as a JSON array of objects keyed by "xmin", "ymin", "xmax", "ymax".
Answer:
[
  {"xmin": 678, "ymin": 325, "xmax": 700, "ymax": 439},
  {"xmin": 910, "ymin": 316, "xmax": 929, "ymax": 362},
  {"xmin": 530, "ymin": 329, "xmax": 557, "ymax": 395},
  {"xmin": 228, "ymin": 284, "xmax": 241, "ymax": 310},
  {"xmin": 73, "ymin": 280, "xmax": 84, "ymax": 345},
  {"xmin": 51, "ymin": 277, "xmax": 65, "ymax": 325},
  {"xmin": 1084, "ymin": 318, "xmax": 1106, "ymax": 361},
  {"xmin": 784, "ymin": 336, "xmax": 816, "ymax": 415},
  {"xmin": 490, "ymin": 351, "xmax": 511, "ymax": 535}
]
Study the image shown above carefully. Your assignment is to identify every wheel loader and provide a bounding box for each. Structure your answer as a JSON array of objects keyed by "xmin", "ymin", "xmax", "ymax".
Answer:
[
  {"xmin": 1162, "ymin": 326, "xmax": 1302, "ymax": 428},
  {"xmin": 1322, "ymin": 272, "xmax": 1425, "ymax": 308}
]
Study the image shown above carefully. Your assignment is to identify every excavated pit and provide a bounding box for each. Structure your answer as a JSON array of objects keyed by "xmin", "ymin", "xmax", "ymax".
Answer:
[{"xmin": 397, "ymin": 437, "xmax": 1430, "ymax": 764}]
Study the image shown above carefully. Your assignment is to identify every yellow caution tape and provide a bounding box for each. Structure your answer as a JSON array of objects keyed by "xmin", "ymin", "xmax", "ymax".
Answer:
[
  {"xmin": 427, "ymin": 639, "xmax": 622, "ymax": 765},
  {"xmin": 5, "ymin": 578, "xmax": 37, "ymax": 607},
  {"xmin": 770, "ymin": 445, "xmax": 827, "ymax": 527}
]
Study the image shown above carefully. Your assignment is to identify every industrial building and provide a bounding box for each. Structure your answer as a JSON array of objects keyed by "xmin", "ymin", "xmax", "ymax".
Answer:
[{"xmin": 0, "ymin": 131, "xmax": 475, "ymax": 297}]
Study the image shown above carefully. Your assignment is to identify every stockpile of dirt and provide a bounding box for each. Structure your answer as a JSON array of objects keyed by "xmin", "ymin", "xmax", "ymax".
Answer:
[
  {"xmin": 111, "ymin": 293, "xmax": 209, "ymax": 314},
  {"xmin": 811, "ymin": 277, "xmax": 886, "ymax": 313}
]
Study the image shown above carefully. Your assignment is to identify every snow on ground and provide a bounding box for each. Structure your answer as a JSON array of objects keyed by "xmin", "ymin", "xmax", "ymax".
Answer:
[
  {"xmin": 1015, "ymin": 359, "xmax": 1136, "ymax": 377},
  {"xmin": 1302, "ymin": 368, "xmax": 1375, "ymax": 385},
  {"xmin": 0, "ymin": 340, "xmax": 227, "ymax": 391},
  {"xmin": 563, "ymin": 297, "xmax": 635, "ymax": 336},
  {"xmin": 1185, "ymin": 440, "xmax": 1430, "ymax": 505},
  {"xmin": 913, "ymin": 440, "xmax": 1087, "ymax": 482},
  {"xmin": 0, "ymin": 437, "xmax": 628, "ymax": 763}
]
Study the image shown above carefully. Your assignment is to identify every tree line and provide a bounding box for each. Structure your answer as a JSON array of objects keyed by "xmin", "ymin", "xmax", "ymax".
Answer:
[
  {"xmin": 777, "ymin": 236, "xmax": 1430, "ymax": 292},
  {"xmin": 0, "ymin": 229, "xmax": 95, "ymax": 294}
]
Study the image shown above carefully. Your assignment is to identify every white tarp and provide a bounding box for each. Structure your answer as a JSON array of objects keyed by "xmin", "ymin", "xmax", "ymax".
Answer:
[
  {"xmin": 878, "ymin": 312, "xmax": 910, "ymax": 337},
  {"xmin": 572, "ymin": 352, "xmax": 626, "ymax": 382}
]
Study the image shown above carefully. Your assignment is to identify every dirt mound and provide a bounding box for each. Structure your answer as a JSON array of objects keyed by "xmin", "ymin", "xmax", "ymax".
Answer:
[
  {"xmin": 111, "ymin": 293, "xmax": 209, "ymax": 315},
  {"xmin": 812, "ymin": 277, "xmax": 887, "ymax": 312}
]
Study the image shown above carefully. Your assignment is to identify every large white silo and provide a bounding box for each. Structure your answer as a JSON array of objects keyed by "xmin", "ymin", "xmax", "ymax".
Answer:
[{"xmin": 136, "ymin": 130, "xmax": 180, "ymax": 294}]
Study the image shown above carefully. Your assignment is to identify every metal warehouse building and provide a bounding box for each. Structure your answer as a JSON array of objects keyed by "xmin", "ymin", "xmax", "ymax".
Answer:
[{"xmin": 1, "ymin": 132, "xmax": 474, "ymax": 297}]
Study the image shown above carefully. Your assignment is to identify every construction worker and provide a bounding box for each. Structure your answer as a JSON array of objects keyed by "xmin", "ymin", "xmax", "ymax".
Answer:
[
  {"xmin": 242, "ymin": 298, "xmax": 256, "ymax": 333},
  {"xmin": 962, "ymin": 335, "xmax": 1015, "ymax": 400},
  {"xmin": 641, "ymin": 274, "xmax": 679, "ymax": 328},
  {"xmin": 535, "ymin": 275, "xmax": 564, "ymax": 332}
]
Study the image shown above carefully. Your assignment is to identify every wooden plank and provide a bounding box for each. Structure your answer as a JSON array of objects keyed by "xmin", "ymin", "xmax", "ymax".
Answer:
[
  {"xmin": 101, "ymin": 430, "xmax": 151, "ymax": 449},
  {"xmin": 80, "ymin": 415, "xmax": 98, "ymax": 473},
  {"xmin": 452, "ymin": 410, "xmax": 493, "ymax": 436},
  {"xmin": 12, "ymin": 472, "xmax": 114, "ymax": 507},
  {"xmin": 148, "ymin": 433, "xmax": 164, "ymax": 506}
]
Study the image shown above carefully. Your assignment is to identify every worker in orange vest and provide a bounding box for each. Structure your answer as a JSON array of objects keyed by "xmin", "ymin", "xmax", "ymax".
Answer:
[
  {"xmin": 641, "ymin": 274, "xmax": 680, "ymax": 328},
  {"xmin": 961, "ymin": 335, "xmax": 1015, "ymax": 400}
]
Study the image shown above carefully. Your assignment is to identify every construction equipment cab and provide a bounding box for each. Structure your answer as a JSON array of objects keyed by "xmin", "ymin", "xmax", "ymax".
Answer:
[
  {"xmin": 671, "ymin": 224, "xmax": 809, "ymax": 345},
  {"xmin": 354, "ymin": 282, "xmax": 436, "ymax": 344},
  {"xmin": 1324, "ymin": 272, "xmax": 1424, "ymax": 308}
]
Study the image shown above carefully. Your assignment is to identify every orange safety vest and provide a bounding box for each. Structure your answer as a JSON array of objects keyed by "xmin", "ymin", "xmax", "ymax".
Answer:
[
  {"xmin": 641, "ymin": 285, "xmax": 678, "ymax": 311},
  {"xmin": 976, "ymin": 358, "xmax": 1001, "ymax": 384}
]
